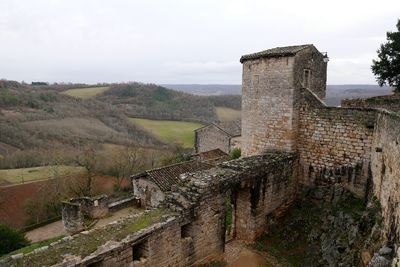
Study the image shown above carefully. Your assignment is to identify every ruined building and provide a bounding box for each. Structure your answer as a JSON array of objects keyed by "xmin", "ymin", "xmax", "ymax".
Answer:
[{"xmin": 2, "ymin": 44, "xmax": 400, "ymax": 267}]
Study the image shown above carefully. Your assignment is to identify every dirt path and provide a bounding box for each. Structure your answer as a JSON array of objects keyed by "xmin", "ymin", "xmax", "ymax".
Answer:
[
  {"xmin": 224, "ymin": 240, "xmax": 281, "ymax": 267},
  {"xmin": 25, "ymin": 207, "xmax": 140, "ymax": 243},
  {"xmin": 25, "ymin": 220, "xmax": 66, "ymax": 243}
]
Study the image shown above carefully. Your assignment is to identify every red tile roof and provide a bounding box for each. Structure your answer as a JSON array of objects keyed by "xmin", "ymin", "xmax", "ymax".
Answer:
[{"xmin": 132, "ymin": 160, "xmax": 213, "ymax": 192}]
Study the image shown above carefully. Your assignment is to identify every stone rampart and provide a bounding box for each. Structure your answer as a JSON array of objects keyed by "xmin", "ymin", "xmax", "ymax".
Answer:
[
  {"xmin": 299, "ymin": 88, "xmax": 400, "ymax": 246},
  {"xmin": 371, "ymin": 110, "xmax": 400, "ymax": 243},
  {"xmin": 341, "ymin": 93, "xmax": 400, "ymax": 113},
  {"xmin": 298, "ymin": 88, "xmax": 376, "ymax": 195}
]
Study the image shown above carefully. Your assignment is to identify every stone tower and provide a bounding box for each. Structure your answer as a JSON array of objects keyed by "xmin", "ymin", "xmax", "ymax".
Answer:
[{"xmin": 240, "ymin": 44, "xmax": 327, "ymax": 156}]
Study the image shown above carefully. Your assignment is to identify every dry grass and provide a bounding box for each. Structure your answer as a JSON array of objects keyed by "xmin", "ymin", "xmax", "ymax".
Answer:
[
  {"xmin": 215, "ymin": 107, "xmax": 241, "ymax": 121},
  {"xmin": 61, "ymin": 87, "xmax": 110, "ymax": 99}
]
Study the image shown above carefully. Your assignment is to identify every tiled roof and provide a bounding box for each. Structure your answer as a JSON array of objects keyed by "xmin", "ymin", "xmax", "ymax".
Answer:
[
  {"xmin": 240, "ymin": 44, "xmax": 313, "ymax": 63},
  {"xmin": 191, "ymin": 149, "xmax": 230, "ymax": 161},
  {"xmin": 132, "ymin": 161, "xmax": 213, "ymax": 192}
]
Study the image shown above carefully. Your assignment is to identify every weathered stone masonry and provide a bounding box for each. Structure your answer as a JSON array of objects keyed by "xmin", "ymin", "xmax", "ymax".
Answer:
[
  {"xmin": 1, "ymin": 153, "xmax": 297, "ymax": 267},
  {"xmin": 194, "ymin": 122, "xmax": 241, "ymax": 154},
  {"xmin": 371, "ymin": 111, "xmax": 400, "ymax": 243},
  {"xmin": 342, "ymin": 93, "xmax": 400, "ymax": 113},
  {"xmin": 240, "ymin": 44, "xmax": 400, "ymax": 248},
  {"xmin": 169, "ymin": 152, "xmax": 298, "ymax": 243},
  {"xmin": 3, "ymin": 44, "xmax": 400, "ymax": 266},
  {"xmin": 298, "ymin": 88, "xmax": 376, "ymax": 192},
  {"xmin": 241, "ymin": 45, "xmax": 327, "ymax": 156}
]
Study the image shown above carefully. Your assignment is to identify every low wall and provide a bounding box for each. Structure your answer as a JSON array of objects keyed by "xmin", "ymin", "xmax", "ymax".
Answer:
[
  {"xmin": 298, "ymin": 88, "xmax": 376, "ymax": 195},
  {"xmin": 371, "ymin": 111, "xmax": 400, "ymax": 243},
  {"xmin": 108, "ymin": 195, "xmax": 138, "ymax": 212}
]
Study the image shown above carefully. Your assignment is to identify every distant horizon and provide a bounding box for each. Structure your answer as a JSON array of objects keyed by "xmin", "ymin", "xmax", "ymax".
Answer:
[{"xmin": 1, "ymin": 78, "xmax": 390, "ymax": 87}]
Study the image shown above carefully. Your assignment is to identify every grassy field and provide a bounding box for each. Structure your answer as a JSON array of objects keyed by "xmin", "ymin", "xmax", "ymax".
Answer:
[
  {"xmin": 61, "ymin": 87, "xmax": 110, "ymax": 99},
  {"xmin": 215, "ymin": 107, "xmax": 241, "ymax": 121},
  {"xmin": 0, "ymin": 165, "xmax": 85, "ymax": 185},
  {"xmin": 129, "ymin": 118, "xmax": 203, "ymax": 148}
]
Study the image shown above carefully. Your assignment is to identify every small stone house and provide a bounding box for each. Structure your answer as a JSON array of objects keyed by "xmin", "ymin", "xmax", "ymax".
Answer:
[
  {"xmin": 132, "ymin": 160, "xmax": 213, "ymax": 207},
  {"xmin": 194, "ymin": 121, "xmax": 241, "ymax": 154}
]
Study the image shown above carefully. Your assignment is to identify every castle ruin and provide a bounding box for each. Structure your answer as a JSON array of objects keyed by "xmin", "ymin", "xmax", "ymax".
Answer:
[{"xmin": 2, "ymin": 44, "xmax": 400, "ymax": 267}]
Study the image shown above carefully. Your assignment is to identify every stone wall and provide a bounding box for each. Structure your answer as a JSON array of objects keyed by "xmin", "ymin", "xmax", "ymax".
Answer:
[
  {"xmin": 133, "ymin": 178, "xmax": 166, "ymax": 208},
  {"xmin": 298, "ymin": 88, "xmax": 376, "ymax": 193},
  {"xmin": 241, "ymin": 56, "xmax": 296, "ymax": 156},
  {"xmin": 341, "ymin": 93, "xmax": 400, "ymax": 113},
  {"xmin": 62, "ymin": 201, "xmax": 84, "ymax": 234},
  {"xmin": 169, "ymin": 152, "xmax": 298, "ymax": 243},
  {"xmin": 293, "ymin": 47, "xmax": 327, "ymax": 101},
  {"xmin": 195, "ymin": 124, "xmax": 231, "ymax": 153},
  {"xmin": 234, "ymin": 157, "xmax": 297, "ymax": 241},
  {"xmin": 70, "ymin": 195, "xmax": 109, "ymax": 219},
  {"xmin": 241, "ymin": 46, "xmax": 327, "ymax": 157},
  {"xmin": 86, "ymin": 218, "xmax": 194, "ymax": 267},
  {"xmin": 3, "ymin": 152, "xmax": 298, "ymax": 267},
  {"xmin": 371, "ymin": 111, "xmax": 400, "ymax": 243}
]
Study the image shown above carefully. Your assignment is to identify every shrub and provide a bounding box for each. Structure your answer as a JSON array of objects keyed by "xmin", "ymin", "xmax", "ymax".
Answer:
[
  {"xmin": 0, "ymin": 224, "xmax": 30, "ymax": 256},
  {"xmin": 230, "ymin": 148, "xmax": 241, "ymax": 159}
]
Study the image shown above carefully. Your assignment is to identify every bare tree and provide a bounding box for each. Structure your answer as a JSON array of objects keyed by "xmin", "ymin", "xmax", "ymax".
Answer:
[
  {"xmin": 108, "ymin": 144, "xmax": 143, "ymax": 192},
  {"xmin": 74, "ymin": 146, "xmax": 98, "ymax": 196}
]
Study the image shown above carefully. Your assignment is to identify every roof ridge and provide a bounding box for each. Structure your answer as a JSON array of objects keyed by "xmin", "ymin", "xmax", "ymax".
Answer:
[{"xmin": 240, "ymin": 44, "xmax": 315, "ymax": 63}]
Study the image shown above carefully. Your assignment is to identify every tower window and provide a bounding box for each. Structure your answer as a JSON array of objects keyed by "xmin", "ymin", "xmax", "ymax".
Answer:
[
  {"xmin": 252, "ymin": 75, "xmax": 259, "ymax": 87},
  {"xmin": 304, "ymin": 69, "xmax": 311, "ymax": 88}
]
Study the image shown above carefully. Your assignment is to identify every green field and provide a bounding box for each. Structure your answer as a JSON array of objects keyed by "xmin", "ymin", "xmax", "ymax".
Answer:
[
  {"xmin": 129, "ymin": 118, "xmax": 203, "ymax": 148},
  {"xmin": 61, "ymin": 87, "xmax": 110, "ymax": 99},
  {"xmin": 215, "ymin": 107, "xmax": 241, "ymax": 121},
  {"xmin": 0, "ymin": 165, "xmax": 85, "ymax": 185}
]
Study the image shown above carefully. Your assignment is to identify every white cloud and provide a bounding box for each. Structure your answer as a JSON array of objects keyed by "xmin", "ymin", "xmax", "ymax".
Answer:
[{"xmin": 0, "ymin": 0, "xmax": 399, "ymax": 84}]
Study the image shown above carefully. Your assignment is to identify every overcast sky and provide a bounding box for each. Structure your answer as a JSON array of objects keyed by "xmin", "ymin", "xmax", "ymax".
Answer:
[{"xmin": 0, "ymin": 0, "xmax": 399, "ymax": 85}]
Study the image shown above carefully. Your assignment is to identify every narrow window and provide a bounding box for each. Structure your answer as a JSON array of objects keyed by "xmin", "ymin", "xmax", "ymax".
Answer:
[
  {"xmin": 304, "ymin": 69, "xmax": 311, "ymax": 88},
  {"xmin": 132, "ymin": 240, "xmax": 148, "ymax": 262},
  {"xmin": 181, "ymin": 223, "xmax": 193, "ymax": 238},
  {"xmin": 252, "ymin": 75, "xmax": 259, "ymax": 87}
]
